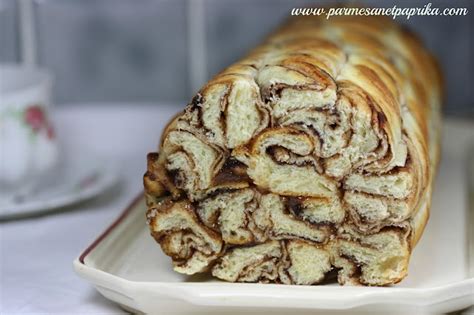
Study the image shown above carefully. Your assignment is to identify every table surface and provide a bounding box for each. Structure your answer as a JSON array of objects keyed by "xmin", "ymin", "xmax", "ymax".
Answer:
[
  {"xmin": 1, "ymin": 104, "xmax": 474, "ymax": 314},
  {"xmin": 1, "ymin": 103, "xmax": 181, "ymax": 314}
]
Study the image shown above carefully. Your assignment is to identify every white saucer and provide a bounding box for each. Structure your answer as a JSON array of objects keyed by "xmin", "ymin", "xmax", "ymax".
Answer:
[{"xmin": 0, "ymin": 154, "xmax": 119, "ymax": 220}]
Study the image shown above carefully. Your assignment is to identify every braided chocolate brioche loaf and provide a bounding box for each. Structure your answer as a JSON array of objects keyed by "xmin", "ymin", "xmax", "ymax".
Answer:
[{"xmin": 144, "ymin": 15, "xmax": 442, "ymax": 286}]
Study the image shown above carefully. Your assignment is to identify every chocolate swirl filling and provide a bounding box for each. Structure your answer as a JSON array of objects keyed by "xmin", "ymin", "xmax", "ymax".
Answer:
[{"xmin": 144, "ymin": 14, "xmax": 441, "ymax": 286}]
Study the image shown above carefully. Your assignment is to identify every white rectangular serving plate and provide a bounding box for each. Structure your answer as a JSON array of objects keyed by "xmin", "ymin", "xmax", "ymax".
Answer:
[{"xmin": 74, "ymin": 120, "xmax": 474, "ymax": 314}]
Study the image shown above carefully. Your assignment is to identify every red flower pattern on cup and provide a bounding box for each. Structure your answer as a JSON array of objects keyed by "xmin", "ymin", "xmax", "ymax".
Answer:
[
  {"xmin": 24, "ymin": 105, "xmax": 55, "ymax": 139},
  {"xmin": 24, "ymin": 105, "xmax": 45, "ymax": 131}
]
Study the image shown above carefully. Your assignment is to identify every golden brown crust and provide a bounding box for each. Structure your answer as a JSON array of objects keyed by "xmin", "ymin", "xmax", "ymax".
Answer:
[{"xmin": 144, "ymin": 14, "xmax": 442, "ymax": 286}]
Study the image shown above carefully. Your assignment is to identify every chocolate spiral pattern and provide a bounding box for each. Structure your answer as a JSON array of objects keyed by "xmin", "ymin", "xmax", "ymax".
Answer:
[{"xmin": 144, "ymin": 15, "xmax": 441, "ymax": 285}]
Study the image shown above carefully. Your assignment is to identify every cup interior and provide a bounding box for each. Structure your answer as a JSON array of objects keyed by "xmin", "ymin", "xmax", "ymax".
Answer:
[{"xmin": 0, "ymin": 64, "xmax": 51, "ymax": 97}]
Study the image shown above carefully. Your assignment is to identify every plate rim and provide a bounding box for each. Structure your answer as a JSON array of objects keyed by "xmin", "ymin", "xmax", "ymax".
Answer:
[{"xmin": 78, "ymin": 193, "xmax": 143, "ymax": 264}]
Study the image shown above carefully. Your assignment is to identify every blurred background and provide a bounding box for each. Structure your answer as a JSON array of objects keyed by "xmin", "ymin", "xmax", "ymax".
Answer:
[{"xmin": 0, "ymin": 0, "xmax": 472, "ymax": 114}]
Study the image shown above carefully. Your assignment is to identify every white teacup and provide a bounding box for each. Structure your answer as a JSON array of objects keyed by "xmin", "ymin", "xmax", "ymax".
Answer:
[{"xmin": 0, "ymin": 64, "xmax": 59, "ymax": 200}]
